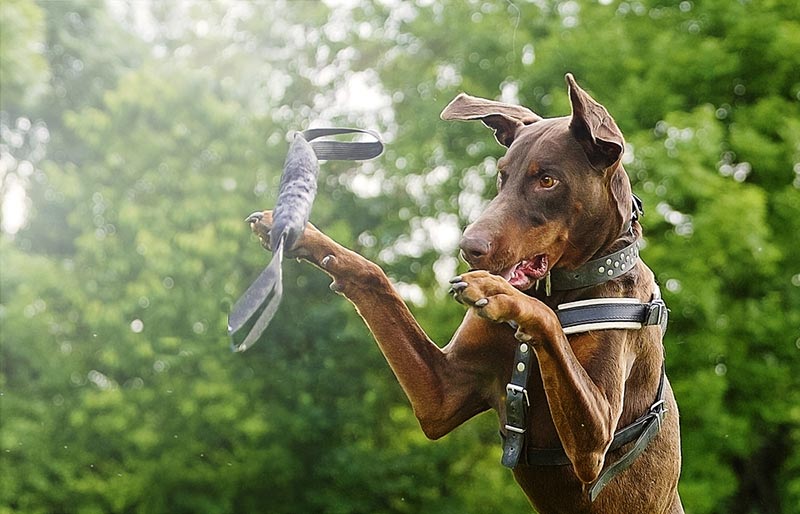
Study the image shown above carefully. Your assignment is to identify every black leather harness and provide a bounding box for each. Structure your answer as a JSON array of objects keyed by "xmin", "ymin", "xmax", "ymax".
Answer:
[{"xmin": 500, "ymin": 232, "xmax": 671, "ymax": 501}]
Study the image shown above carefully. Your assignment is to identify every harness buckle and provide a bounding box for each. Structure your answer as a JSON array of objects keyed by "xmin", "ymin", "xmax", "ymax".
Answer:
[
  {"xmin": 646, "ymin": 299, "xmax": 668, "ymax": 328},
  {"xmin": 649, "ymin": 399, "xmax": 667, "ymax": 430},
  {"xmin": 506, "ymin": 383, "xmax": 530, "ymax": 407}
]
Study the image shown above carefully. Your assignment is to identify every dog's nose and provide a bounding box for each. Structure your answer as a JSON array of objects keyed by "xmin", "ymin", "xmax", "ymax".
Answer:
[{"xmin": 459, "ymin": 235, "xmax": 491, "ymax": 265}]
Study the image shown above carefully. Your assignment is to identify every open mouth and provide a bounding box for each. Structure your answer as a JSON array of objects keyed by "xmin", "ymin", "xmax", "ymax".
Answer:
[{"xmin": 502, "ymin": 254, "xmax": 549, "ymax": 291}]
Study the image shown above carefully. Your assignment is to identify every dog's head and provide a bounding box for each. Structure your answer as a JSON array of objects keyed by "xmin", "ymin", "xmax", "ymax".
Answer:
[{"xmin": 442, "ymin": 74, "xmax": 634, "ymax": 291}]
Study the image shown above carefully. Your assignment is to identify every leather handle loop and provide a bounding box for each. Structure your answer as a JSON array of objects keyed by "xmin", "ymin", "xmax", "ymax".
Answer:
[{"xmin": 300, "ymin": 127, "xmax": 384, "ymax": 161}]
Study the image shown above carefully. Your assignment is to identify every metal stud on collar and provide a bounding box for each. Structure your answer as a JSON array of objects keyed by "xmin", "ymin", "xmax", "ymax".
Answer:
[{"xmin": 596, "ymin": 244, "xmax": 639, "ymax": 279}]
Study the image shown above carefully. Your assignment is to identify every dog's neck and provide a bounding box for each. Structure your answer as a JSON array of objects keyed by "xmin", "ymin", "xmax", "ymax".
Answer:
[{"xmin": 528, "ymin": 196, "xmax": 645, "ymax": 306}]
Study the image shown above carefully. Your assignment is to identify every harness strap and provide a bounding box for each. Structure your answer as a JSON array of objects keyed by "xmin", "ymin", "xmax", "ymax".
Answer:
[
  {"xmin": 501, "ymin": 341, "xmax": 533, "ymax": 468},
  {"xmin": 588, "ymin": 360, "xmax": 667, "ymax": 501},
  {"xmin": 500, "ymin": 293, "xmax": 669, "ymax": 501},
  {"xmin": 517, "ymin": 360, "xmax": 667, "ymax": 467},
  {"xmin": 557, "ymin": 296, "xmax": 668, "ymax": 335}
]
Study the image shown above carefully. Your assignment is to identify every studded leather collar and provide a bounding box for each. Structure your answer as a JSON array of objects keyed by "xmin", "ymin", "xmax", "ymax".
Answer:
[{"xmin": 548, "ymin": 239, "xmax": 640, "ymax": 292}]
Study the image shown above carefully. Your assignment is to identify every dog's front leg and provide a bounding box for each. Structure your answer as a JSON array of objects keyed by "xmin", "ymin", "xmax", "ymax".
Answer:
[
  {"xmin": 451, "ymin": 270, "xmax": 631, "ymax": 484},
  {"xmin": 249, "ymin": 211, "xmax": 492, "ymax": 438}
]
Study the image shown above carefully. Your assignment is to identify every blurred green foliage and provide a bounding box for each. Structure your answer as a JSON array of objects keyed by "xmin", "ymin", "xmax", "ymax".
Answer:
[{"xmin": 1, "ymin": 1, "xmax": 798, "ymax": 513}]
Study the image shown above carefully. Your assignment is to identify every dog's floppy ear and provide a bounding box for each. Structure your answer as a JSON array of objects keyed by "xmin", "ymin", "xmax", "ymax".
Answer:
[
  {"xmin": 441, "ymin": 93, "xmax": 541, "ymax": 147},
  {"xmin": 566, "ymin": 74, "xmax": 624, "ymax": 170}
]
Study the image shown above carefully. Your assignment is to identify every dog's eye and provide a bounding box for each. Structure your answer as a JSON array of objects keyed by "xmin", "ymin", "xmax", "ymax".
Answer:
[{"xmin": 539, "ymin": 175, "xmax": 558, "ymax": 189}]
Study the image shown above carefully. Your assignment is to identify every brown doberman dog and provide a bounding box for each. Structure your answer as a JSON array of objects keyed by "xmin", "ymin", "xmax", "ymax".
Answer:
[{"xmin": 249, "ymin": 74, "xmax": 683, "ymax": 514}]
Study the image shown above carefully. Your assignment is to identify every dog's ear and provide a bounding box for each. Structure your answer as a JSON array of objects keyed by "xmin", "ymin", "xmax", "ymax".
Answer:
[
  {"xmin": 609, "ymin": 165, "xmax": 634, "ymax": 234},
  {"xmin": 441, "ymin": 93, "xmax": 541, "ymax": 147},
  {"xmin": 566, "ymin": 74, "xmax": 624, "ymax": 170}
]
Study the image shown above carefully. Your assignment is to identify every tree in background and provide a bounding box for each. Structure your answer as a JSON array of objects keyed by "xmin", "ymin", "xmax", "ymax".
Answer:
[{"xmin": 1, "ymin": 1, "xmax": 798, "ymax": 513}]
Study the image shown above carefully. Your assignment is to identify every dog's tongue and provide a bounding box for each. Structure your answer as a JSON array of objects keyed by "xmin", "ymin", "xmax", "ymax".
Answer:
[{"xmin": 507, "ymin": 255, "xmax": 549, "ymax": 290}]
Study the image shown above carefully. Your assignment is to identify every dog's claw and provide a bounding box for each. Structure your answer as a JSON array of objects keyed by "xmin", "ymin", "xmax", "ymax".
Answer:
[
  {"xmin": 321, "ymin": 255, "xmax": 335, "ymax": 269},
  {"xmin": 449, "ymin": 275, "xmax": 464, "ymax": 284},
  {"xmin": 245, "ymin": 211, "xmax": 264, "ymax": 224},
  {"xmin": 450, "ymin": 281, "xmax": 468, "ymax": 293},
  {"xmin": 474, "ymin": 298, "xmax": 489, "ymax": 308}
]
